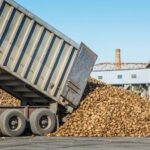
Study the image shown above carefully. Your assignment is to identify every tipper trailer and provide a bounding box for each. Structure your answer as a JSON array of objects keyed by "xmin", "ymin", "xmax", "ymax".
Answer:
[{"xmin": 0, "ymin": 0, "xmax": 97, "ymax": 136}]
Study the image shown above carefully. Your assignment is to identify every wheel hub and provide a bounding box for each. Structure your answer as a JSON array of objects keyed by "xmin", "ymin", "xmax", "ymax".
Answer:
[
  {"xmin": 39, "ymin": 116, "xmax": 49, "ymax": 129},
  {"xmin": 9, "ymin": 116, "xmax": 18, "ymax": 130}
]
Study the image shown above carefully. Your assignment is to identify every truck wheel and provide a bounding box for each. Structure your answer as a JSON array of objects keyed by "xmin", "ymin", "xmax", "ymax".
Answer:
[
  {"xmin": 0, "ymin": 110, "xmax": 26, "ymax": 137},
  {"xmin": 29, "ymin": 108, "xmax": 56, "ymax": 135}
]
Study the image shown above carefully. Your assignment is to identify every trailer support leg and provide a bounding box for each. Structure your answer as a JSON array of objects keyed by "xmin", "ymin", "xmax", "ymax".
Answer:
[{"xmin": 24, "ymin": 105, "xmax": 29, "ymax": 120}]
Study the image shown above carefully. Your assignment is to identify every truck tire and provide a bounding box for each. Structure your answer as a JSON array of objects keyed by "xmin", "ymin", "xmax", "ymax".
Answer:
[
  {"xmin": 29, "ymin": 108, "xmax": 56, "ymax": 135},
  {"xmin": 0, "ymin": 110, "xmax": 26, "ymax": 137}
]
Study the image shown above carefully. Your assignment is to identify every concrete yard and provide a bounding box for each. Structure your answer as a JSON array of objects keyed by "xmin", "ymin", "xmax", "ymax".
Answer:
[{"xmin": 0, "ymin": 137, "xmax": 150, "ymax": 150}]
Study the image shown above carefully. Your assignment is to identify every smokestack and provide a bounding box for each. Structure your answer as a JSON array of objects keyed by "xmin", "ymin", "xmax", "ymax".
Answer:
[{"xmin": 115, "ymin": 49, "xmax": 121, "ymax": 70}]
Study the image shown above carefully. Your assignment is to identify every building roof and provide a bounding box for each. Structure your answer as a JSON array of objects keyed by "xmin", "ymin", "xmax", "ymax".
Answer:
[{"xmin": 93, "ymin": 63, "xmax": 147, "ymax": 71}]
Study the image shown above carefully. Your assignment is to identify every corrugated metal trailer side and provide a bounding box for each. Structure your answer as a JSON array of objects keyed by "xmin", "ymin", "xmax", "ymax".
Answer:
[{"xmin": 0, "ymin": 0, "xmax": 97, "ymax": 108}]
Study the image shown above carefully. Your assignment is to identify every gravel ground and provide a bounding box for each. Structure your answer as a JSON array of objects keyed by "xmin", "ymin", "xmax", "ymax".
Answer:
[{"xmin": 0, "ymin": 137, "xmax": 150, "ymax": 150}]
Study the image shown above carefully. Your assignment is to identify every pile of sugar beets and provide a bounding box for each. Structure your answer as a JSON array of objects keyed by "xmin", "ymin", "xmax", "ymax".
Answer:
[
  {"xmin": 0, "ymin": 89, "xmax": 20, "ymax": 106},
  {"xmin": 48, "ymin": 78, "xmax": 150, "ymax": 137}
]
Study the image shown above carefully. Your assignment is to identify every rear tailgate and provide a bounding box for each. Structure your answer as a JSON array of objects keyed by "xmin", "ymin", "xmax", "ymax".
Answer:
[{"xmin": 61, "ymin": 43, "xmax": 97, "ymax": 107}]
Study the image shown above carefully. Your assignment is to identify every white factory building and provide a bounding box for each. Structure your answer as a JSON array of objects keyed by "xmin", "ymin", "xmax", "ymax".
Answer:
[{"xmin": 91, "ymin": 49, "xmax": 150, "ymax": 99}]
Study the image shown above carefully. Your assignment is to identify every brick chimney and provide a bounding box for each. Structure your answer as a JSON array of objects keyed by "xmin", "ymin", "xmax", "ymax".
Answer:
[{"xmin": 115, "ymin": 49, "xmax": 121, "ymax": 70}]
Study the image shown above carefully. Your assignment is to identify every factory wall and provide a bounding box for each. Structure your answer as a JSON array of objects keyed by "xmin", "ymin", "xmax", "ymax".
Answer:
[{"xmin": 91, "ymin": 68, "xmax": 150, "ymax": 85}]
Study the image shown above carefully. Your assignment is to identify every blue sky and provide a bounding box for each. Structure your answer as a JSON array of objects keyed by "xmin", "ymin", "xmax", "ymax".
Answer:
[{"xmin": 15, "ymin": 0, "xmax": 150, "ymax": 63}]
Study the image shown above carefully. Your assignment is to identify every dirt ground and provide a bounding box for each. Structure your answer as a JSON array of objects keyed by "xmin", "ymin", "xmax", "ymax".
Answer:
[{"xmin": 0, "ymin": 137, "xmax": 150, "ymax": 150}]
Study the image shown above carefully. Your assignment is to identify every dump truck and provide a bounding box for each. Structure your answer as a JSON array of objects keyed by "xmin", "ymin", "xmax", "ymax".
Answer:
[{"xmin": 0, "ymin": 0, "xmax": 97, "ymax": 137}]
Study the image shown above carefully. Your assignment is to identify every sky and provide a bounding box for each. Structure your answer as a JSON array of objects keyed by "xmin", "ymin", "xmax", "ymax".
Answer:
[{"xmin": 15, "ymin": 0, "xmax": 150, "ymax": 64}]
